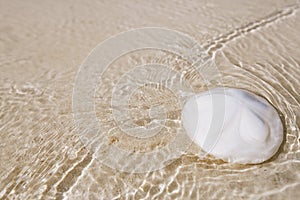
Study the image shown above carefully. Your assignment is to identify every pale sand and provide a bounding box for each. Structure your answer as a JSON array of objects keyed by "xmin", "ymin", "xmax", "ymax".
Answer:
[{"xmin": 0, "ymin": 0, "xmax": 300, "ymax": 199}]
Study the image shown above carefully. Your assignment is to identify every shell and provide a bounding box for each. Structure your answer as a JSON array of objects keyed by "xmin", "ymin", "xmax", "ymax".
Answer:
[{"xmin": 182, "ymin": 88, "xmax": 283, "ymax": 164}]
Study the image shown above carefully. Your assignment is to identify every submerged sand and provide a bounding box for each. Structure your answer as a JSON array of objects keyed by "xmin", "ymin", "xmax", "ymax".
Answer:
[{"xmin": 0, "ymin": 0, "xmax": 300, "ymax": 199}]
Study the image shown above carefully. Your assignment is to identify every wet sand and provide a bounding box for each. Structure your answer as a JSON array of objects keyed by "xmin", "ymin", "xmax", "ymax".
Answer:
[{"xmin": 0, "ymin": 0, "xmax": 300, "ymax": 199}]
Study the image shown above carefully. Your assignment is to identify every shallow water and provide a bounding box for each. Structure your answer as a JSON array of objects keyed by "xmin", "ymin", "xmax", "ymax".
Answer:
[{"xmin": 0, "ymin": 0, "xmax": 300, "ymax": 199}]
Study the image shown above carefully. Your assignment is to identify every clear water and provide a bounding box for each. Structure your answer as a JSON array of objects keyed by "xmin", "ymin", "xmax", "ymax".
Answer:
[{"xmin": 0, "ymin": 0, "xmax": 300, "ymax": 199}]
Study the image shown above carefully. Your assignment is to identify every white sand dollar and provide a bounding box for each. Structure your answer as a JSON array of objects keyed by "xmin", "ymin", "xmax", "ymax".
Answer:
[{"xmin": 182, "ymin": 88, "xmax": 283, "ymax": 164}]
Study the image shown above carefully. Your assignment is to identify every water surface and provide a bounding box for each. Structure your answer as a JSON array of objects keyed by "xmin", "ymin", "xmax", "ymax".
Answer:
[{"xmin": 0, "ymin": 0, "xmax": 300, "ymax": 199}]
